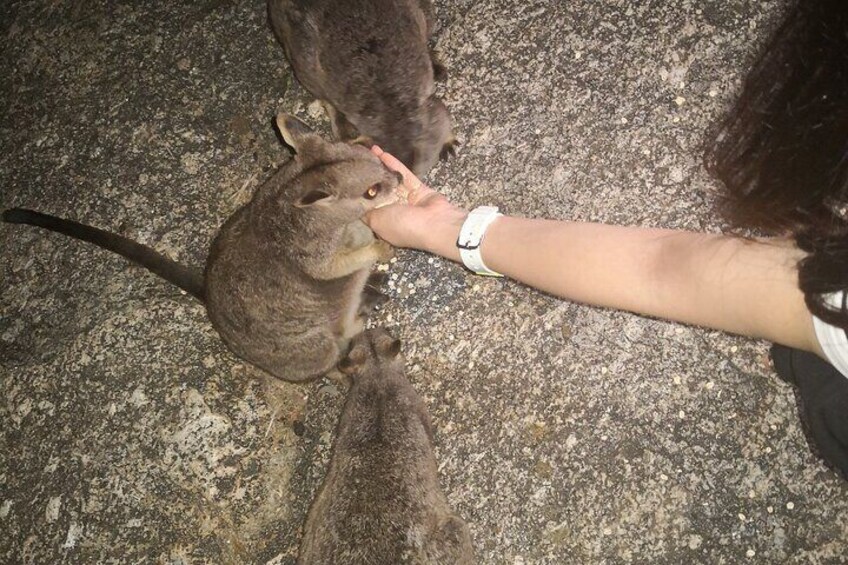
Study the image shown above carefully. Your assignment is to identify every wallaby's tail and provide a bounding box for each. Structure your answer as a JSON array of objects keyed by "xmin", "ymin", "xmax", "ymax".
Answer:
[{"xmin": 3, "ymin": 208, "xmax": 205, "ymax": 301}]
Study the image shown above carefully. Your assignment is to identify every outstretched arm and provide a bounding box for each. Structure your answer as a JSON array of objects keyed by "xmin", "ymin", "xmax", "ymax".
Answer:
[{"xmin": 364, "ymin": 147, "xmax": 823, "ymax": 356}]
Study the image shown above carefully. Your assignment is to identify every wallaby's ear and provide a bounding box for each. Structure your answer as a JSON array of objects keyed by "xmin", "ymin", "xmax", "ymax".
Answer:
[
  {"xmin": 295, "ymin": 189, "xmax": 335, "ymax": 207},
  {"xmin": 338, "ymin": 346, "xmax": 367, "ymax": 375},
  {"xmin": 337, "ymin": 356, "xmax": 358, "ymax": 375},
  {"xmin": 376, "ymin": 336, "xmax": 401, "ymax": 358},
  {"xmin": 276, "ymin": 113, "xmax": 315, "ymax": 153},
  {"xmin": 372, "ymin": 328, "xmax": 402, "ymax": 358}
]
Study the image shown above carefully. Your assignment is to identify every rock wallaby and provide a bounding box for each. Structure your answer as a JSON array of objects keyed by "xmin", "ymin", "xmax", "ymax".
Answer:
[
  {"xmin": 268, "ymin": 0, "xmax": 457, "ymax": 177},
  {"xmin": 298, "ymin": 328, "xmax": 475, "ymax": 564},
  {"xmin": 2, "ymin": 114, "xmax": 400, "ymax": 382}
]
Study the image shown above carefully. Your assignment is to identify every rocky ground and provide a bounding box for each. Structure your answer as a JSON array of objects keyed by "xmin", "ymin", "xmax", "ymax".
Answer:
[{"xmin": 1, "ymin": 0, "xmax": 846, "ymax": 563}]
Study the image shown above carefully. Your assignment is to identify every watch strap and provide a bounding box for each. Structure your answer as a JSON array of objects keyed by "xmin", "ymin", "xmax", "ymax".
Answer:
[{"xmin": 456, "ymin": 206, "xmax": 503, "ymax": 277}]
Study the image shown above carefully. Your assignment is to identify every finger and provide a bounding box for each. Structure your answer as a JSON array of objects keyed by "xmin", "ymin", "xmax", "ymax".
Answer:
[
  {"xmin": 372, "ymin": 149, "xmax": 440, "ymax": 206},
  {"xmin": 362, "ymin": 202, "xmax": 399, "ymax": 231},
  {"xmin": 376, "ymin": 151, "xmax": 418, "ymax": 185},
  {"xmin": 406, "ymin": 182, "xmax": 437, "ymax": 206},
  {"xmin": 370, "ymin": 145, "xmax": 384, "ymax": 156},
  {"xmin": 382, "ymin": 156, "xmax": 430, "ymax": 200}
]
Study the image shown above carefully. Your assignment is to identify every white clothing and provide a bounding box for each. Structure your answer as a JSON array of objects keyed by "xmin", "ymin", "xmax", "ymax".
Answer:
[{"xmin": 813, "ymin": 291, "xmax": 848, "ymax": 378}]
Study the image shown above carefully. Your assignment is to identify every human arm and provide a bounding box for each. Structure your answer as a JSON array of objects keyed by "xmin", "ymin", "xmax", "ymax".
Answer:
[{"xmin": 364, "ymin": 147, "xmax": 824, "ymax": 356}]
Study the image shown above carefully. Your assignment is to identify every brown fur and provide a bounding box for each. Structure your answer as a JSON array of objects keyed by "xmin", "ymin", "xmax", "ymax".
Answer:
[
  {"xmin": 268, "ymin": 0, "xmax": 456, "ymax": 177},
  {"xmin": 298, "ymin": 329, "xmax": 475, "ymax": 564},
  {"xmin": 2, "ymin": 115, "xmax": 400, "ymax": 382}
]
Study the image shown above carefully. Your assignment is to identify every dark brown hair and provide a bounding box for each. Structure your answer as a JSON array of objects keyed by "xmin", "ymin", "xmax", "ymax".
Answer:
[{"xmin": 704, "ymin": 0, "xmax": 848, "ymax": 331}]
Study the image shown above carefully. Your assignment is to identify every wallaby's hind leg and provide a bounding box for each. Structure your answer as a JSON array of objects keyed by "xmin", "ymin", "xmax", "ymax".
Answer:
[
  {"xmin": 252, "ymin": 327, "xmax": 340, "ymax": 382},
  {"xmin": 341, "ymin": 315, "xmax": 365, "ymax": 341},
  {"xmin": 340, "ymin": 269, "xmax": 369, "ymax": 341}
]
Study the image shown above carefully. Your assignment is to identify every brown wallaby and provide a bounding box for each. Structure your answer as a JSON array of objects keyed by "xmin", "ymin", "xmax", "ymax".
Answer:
[
  {"xmin": 2, "ymin": 114, "xmax": 400, "ymax": 382},
  {"xmin": 268, "ymin": 0, "xmax": 457, "ymax": 177},
  {"xmin": 298, "ymin": 328, "xmax": 475, "ymax": 564}
]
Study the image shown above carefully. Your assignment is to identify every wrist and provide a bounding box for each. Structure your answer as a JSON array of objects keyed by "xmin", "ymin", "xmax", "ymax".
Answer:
[{"xmin": 421, "ymin": 208, "xmax": 468, "ymax": 262}]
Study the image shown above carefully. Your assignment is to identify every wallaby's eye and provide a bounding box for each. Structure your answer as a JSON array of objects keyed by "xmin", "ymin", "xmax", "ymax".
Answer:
[{"xmin": 364, "ymin": 184, "xmax": 380, "ymax": 199}]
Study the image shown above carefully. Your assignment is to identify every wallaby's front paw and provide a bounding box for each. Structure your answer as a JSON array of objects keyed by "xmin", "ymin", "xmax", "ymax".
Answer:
[
  {"xmin": 325, "ymin": 367, "xmax": 353, "ymax": 391},
  {"xmin": 374, "ymin": 240, "xmax": 395, "ymax": 262},
  {"xmin": 366, "ymin": 270, "xmax": 388, "ymax": 289},
  {"xmin": 360, "ymin": 285, "xmax": 389, "ymax": 316}
]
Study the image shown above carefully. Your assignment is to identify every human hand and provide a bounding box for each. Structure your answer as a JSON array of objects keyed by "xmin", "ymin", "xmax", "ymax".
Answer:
[{"xmin": 364, "ymin": 146, "xmax": 467, "ymax": 256}]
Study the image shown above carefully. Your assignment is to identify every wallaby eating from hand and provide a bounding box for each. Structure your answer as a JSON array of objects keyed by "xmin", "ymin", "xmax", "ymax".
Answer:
[
  {"xmin": 268, "ymin": 0, "xmax": 457, "ymax": 177},
  {"xmin": 298, "ymin": 328, "xmax": 475, "ymax": 564},
  {"xmin": 2, "ymin": 114, "xmax": 400, "ymax": 382}
]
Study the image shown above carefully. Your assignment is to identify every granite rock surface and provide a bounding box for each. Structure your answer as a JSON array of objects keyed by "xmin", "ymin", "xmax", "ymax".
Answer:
[{"xmin": 1, "ymin": 0, "xmax": 846, "ymax": 563}]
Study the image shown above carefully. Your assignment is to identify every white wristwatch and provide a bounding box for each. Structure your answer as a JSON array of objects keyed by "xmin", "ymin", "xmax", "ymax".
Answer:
[{"xmin": 457, "ymin": 206, "xmax": 503, "ymax": 277}]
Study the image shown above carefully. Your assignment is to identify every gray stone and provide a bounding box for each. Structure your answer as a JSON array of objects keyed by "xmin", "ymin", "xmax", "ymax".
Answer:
[{"xmin": 2, "ymin": 0, "xmax": 846, "ymax": 563}]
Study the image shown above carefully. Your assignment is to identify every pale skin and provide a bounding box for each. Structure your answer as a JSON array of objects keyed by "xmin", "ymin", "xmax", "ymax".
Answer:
[{"xmin": 364, "ymin": 146, "xmax": 826, "ymax": 359}]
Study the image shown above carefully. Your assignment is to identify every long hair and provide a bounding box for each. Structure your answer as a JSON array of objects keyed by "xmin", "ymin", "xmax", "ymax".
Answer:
[{"xmin": 704, "ymin": 0, "xmax": 848, "ymax": 331}]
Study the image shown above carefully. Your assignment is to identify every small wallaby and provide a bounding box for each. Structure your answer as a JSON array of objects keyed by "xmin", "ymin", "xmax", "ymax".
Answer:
[
  {"xmin": 2, "ymin": 114, "xmax": 401, "ymax": 383},
  {"xmin": 268, "ymin": 0, "xmax": 457, "ymax": 177},
  {"xmin": 298, "ymin": 328, "xmax": 475, "ymax": 564}
]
